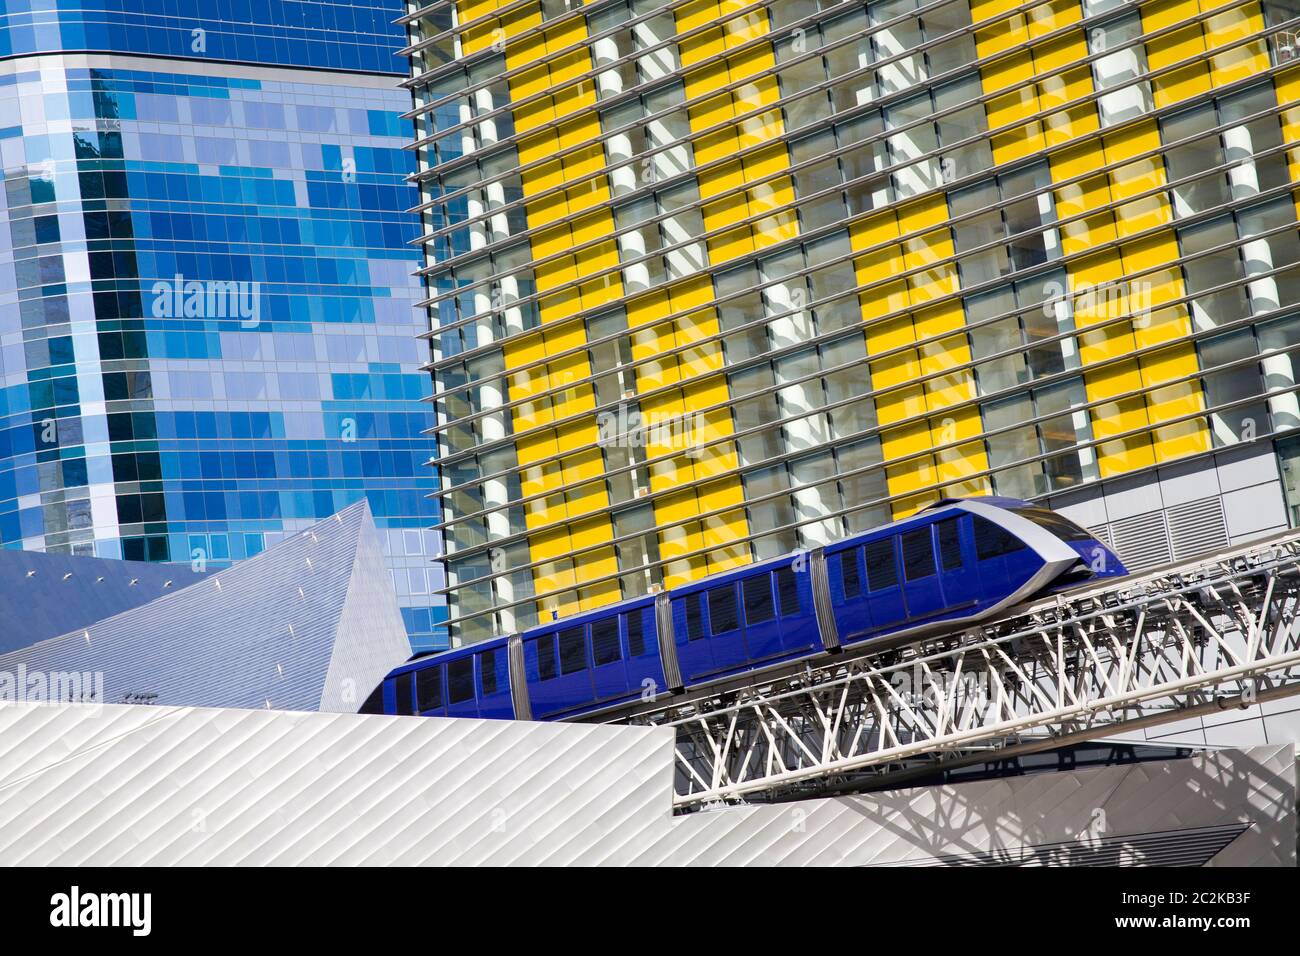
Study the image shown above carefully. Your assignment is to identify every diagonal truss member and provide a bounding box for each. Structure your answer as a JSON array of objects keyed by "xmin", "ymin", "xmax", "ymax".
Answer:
[{"xmin": 645, "ymin": 532, "xmax": 1300, "ymax": 809}]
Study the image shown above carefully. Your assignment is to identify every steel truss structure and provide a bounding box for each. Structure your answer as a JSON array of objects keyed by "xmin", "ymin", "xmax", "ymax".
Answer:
[{"xmin": 626, "ymin": 531, "xmax": 1300, "ymax": 809}]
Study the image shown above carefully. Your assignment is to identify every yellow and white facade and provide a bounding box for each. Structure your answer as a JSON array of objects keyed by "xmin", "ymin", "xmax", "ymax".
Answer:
[{"xmin": 404, "ymin": 0, "xmax": 1300, "ymax": 642}]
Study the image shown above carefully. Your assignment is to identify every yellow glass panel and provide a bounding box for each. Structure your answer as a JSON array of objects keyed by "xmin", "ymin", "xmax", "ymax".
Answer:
[
  {"xmin": 992, "ymin": 124, "xmax": 1047, "ymax": 164},
  {"xmin": 891, "ymin": 491, "xmax": 941, "ymax": 520},
  {"xmin": 973, "ymin": 13, "xmax": 1030, "ymax": 58},
  {"xmin": 1114, "ymin": 194, "xmax": 1171, "ymax": 236},
  {"xmin": 875, "ymin": 383, "xmax": 928, "ymax": 427},
  {"xmin": 885, "ymin": 455, "xmax": 938, "ymax": 496},
  {"xmin": 1078, "ymin": 324, "xmax": 1139, "ymax": 366},
  {"xmin": 1042, "ymin": 103, "xmax": 1098, "ymax": 147},
  {"xmin": 850, "ymin": 209, "xmax": 901, "ymax": 250},
  {"xmin": 1211, "ymin": 43, "xmax": 1270, "ymax": 87},
  {"xmin": 1155, "ymin": 60, "xmax": 1212, "ymax": 108},
  {"xmin": 984, "ymin": 50, "xmax": 1036, "ymax": 93},
  {"xmin": 1096, "ymin": 437, "xmax": 1156, "ymax": 477},
  {"xmin": 1051, "ymin": 142, "xmax": 1107, "ymax": 182},
  {"xmin": 729, "ymin": 45, "xmax": 776, "ymax": 83},
  {"xmin": 753, "ymin": 213, "xmax": 799, "ymax": 248},
  {"xmin": 724, "ymin": 9, "xmax": 770, "ymax": 47},
  {"xmin": 1091, "ymin": 394, "xmax": 1151, "ymax": 434},
  {"xmin": 1145, "ymin": 24, "xmax": 1207, "ymax": 71},
  {"xmin": 897, "ymin": 196, "xmax": 948, "ymax": 231},
  {"xmin": 1034, "ymin": 33, "xmax": 1089, "ymax": 73},
  {"xmin": 1134, "ymin": 305, "xmax": 1194, "ymax": 349},
  {"xmin": 935, "ymin": 442, "xmax": 991, "ymax": 484},
  {"xmin": 676, "ymin": 0, "xmax": 719, "ymax": 35},
  {"xmin": 1204, "ymin": 6, "xmax": 1260, "ymax": 50},
  {"xmin": 1027, "ymin": 0, "xmax": 1082, "ymax": 36},
  {"xmin": 859, "ymin": 281, "xmax": 911, "ymax": 320}
]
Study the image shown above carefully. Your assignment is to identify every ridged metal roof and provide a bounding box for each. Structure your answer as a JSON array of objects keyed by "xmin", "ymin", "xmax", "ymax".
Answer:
[
  {"xmin": 0, "ymin": 699, "xmax": 1287, "ymax": 866},
  {"xmin": 0, "ymin": 548, "xmax": 210, "ymax": 655},
  {"xmin": 0, "ymin": 501, "xmax": 410, "ymax": 713}
]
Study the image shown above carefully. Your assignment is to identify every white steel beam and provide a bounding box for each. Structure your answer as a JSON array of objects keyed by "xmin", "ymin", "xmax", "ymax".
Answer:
[{"xmin": 634, "ymin": 531, "xmax": 1300, "ymax": 808}]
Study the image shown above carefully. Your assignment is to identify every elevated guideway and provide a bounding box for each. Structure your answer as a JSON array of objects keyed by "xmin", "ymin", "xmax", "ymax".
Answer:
[{"xmin": 603, "ymin": 530, "xmax": 1300, "ymax": 809}]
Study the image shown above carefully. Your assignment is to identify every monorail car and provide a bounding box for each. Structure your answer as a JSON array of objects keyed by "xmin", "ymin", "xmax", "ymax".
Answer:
[{"xmin": 360, "ymin": 497, "xmax": 1126, "ymax": 723}]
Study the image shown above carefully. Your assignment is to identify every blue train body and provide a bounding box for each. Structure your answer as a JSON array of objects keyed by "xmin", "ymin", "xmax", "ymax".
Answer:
[{"xmin": 361, "ymin": 497, "xmax": 1127, "ymax": 723}]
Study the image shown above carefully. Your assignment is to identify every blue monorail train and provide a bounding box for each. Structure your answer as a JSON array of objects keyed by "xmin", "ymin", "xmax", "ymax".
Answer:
[{"xmin": 360, "ymin": 497, "xmax": 1127, "ymax": 723}]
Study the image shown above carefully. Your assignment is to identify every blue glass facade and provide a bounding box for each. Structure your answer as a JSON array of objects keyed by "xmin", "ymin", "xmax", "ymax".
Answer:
[
  {"xmin": 0, "ymin": 3, "xmax": 446, "ymax": 650},
  {"xmin": 0, "ymin": 1, "xmax": 404, "ymax": 74}
]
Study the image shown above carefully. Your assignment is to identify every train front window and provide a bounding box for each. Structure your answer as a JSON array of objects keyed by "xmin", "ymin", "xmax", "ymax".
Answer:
[
  {"xmin": 974, "ymin": 516, "xmax": 1027, "ymax": 559},
  {"xmin": 1010, "ymin": 505, "xmax": 1095, "ymax": 542}
]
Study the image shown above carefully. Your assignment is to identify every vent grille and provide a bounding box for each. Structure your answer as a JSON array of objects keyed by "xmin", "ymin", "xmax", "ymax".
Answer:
[
  {"xmin": 1086, "ymin": 495, "xmax": 1231, "ymax": 572},
  {"xmin": 900, "ymin": 823, "xmax": 1249, "ymax": 867},
  {"xmin": 1088, "ymin": 522, "xmax": 1115, "ymax": 549},
  {"xmin": 1109, "ymin": 511, "xmax": 1173, "ymax": 570},
  {"xmin": 1166, "ymin": 496, "xmax": 1229, "ymax": 561}
]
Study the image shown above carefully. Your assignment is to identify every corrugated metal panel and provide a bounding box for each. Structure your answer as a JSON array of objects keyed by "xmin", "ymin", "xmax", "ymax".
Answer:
[
  {"xmin": 1109, "ymin": 512, "xmax": 1173, "ymax": 570},
  {"xmin": 0, "ymin": 701, "xmax": 1289, "ymax": 866},
  {"xmin": 1167, "ymin": 497, "xmax": 1230, "ymax": 562},
  {"xmin": 0, "ymin": 549, "xmax": 211, "ymax": 655}
]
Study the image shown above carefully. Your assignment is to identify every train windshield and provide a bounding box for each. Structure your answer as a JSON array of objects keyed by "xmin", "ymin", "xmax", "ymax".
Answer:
[{"xmin": 1010, "ymin": 505, "xmax": 1096, "ymax": 543}]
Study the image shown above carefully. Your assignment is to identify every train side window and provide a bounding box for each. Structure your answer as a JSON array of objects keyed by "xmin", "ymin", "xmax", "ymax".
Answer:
[
  {"xmin": 448, "ymin": 658, "xmax": 474, "ymax": 704},
  {"xmin": 936, "ymin": 519, "xmax": 963, "ymax": 571},
  {"xmin": 776, "ymin": 567, "xmax": 801, "ymax": 616},
  {"xmin": 708, "ymin": 584, "xmax": 739, "ymax": 633},
  {"xmin": 416, "ymin": 667, "xmax": 442, "ymax": 712},
  {"xmin": 592, "ymin": 617, "xmax": 621, "ymax": 665},
  {"xmin": 480, "ymin": 649, "xmax": 498, "ymax": 696},
  {"xmin": 974, "ymin": 516, "xmax": 1027, "ymax": 559},
  {"xmin": 685, "ymin": 592, "xmax": 706, "ymax": 640},
  {"xmin": 536, "ymin": 636, "xmax": 557, "ymax": 681},
  {"xmin": 865, "ymin": 537, "xmax": 898, "ymax": 591},
  {"xmin": 742, "ymin": 575, "xmax": 775, "ymax": 625},
  {"xmin": 625, "ymin": 610, "xmax": 647, "ymax": 657},
  {"xmin": 559, "ymin": 626, "xmax": 588, "ymax": 674},
  {"xmin": 903, "ymin": 528, "xmax": 936, "ymax": 580},
  {"xmin": 394, "ymin": 673, "xmax": 414, "ymax": 715},
  {"xmin": 840, "ymin": 550, "xmax": 862, "ymax": 598}
]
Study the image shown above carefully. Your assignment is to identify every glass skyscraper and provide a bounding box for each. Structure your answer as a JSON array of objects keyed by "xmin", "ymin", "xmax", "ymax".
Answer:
[
  {"xmin": 407, "ymin": 0, "xmax": 1300, "ymax": 645},
  {"xmin": 0, "ymin": 1, "xmax": 447, "ymax": 650}
]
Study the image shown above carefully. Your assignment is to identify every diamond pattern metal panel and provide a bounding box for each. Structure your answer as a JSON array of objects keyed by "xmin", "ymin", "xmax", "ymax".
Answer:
[
  {"xmin": 0, "ymin": 549, "xmax": 210, "ymax": 655},
  {"xmin": 0, "ymin": 501, "xmax": 409, "ymax": 713},
  {"xmin": 0, "ymin": 701, "xmax": 1288, "ymax": 866}
]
